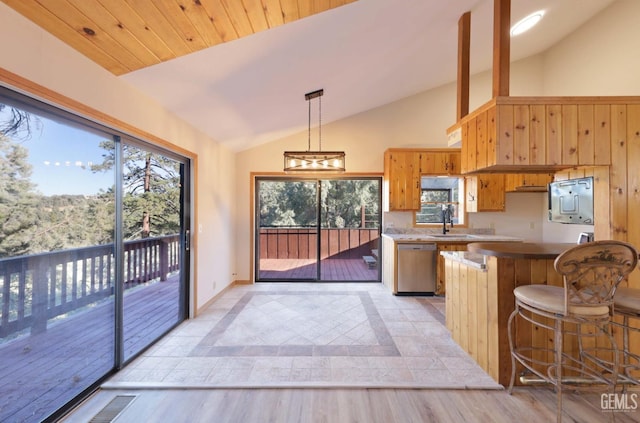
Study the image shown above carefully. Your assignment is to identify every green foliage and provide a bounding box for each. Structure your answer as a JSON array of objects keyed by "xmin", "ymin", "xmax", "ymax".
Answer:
[
  {"xmin": 28, "ymin": 194, "xmax": 115, "ymax": 253},
  {"xmin": 0, "ymin": 135, "xmax": 39, "ymax": 256},
  {"xmin": 0, "ymin": 127, "xmax": 181, "ymax": 257},
  {"xmin": 92, "ymin": 142, "xmax": 181, "ymax": 240},
  {"xmin": 320, "ymin": 180, "xmax": 380, "ymax": 228}
]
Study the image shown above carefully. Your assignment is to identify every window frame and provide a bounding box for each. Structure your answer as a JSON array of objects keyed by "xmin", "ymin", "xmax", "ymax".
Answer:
[{"xmin": 414, "ymin": 176, "xmax": 467, "ymax": 228}]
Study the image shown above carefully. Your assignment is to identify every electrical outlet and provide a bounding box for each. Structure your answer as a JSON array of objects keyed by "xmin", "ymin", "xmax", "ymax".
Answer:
[
  {"xmin": 530, "ymin": 222, "xmax": 535, "ymax": 229},
  {"xmin": 490, "ymin": 222, "xmax": 495, "ymax": 229}
]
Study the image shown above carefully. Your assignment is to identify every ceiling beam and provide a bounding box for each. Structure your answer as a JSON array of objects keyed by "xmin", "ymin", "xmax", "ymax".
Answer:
[
  {"xmin": 456, "ymin": 11, "xmax": 471, "ymax": 120},
  {"xmin": 492, "ymin": 0, "xmax": 511, "ymax": 97}
]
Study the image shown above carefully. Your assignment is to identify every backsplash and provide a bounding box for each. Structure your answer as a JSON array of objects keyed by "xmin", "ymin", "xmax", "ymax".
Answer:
[{"xmin": 383, "ymin": 192, "xmax": 594, "ymax": 243}]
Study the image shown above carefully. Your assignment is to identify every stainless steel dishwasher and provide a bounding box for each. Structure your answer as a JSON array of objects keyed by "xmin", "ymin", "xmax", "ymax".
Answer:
[{"xmin": 396, "ymin": 243, "xmax": 437, "ymax": 295}]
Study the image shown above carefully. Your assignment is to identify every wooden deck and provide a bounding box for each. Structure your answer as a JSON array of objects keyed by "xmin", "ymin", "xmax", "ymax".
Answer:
[
  {"xmin": 0, "ymin": 275, "xmax": 181, "ymax": 423},
  {"xmin": 258, "ymin": 258, "xmax": 379, "ymax": 281}
]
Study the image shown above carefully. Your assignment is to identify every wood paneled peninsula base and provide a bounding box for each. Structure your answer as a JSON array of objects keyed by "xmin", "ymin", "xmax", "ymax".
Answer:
[{"xmin": 442, "ymin": 242, "xmax": 574, "ymax": 386}]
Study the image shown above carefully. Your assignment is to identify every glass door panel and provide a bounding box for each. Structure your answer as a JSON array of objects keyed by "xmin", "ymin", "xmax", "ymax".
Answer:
[
  {"xmin": 256, "ymin": 179, "xmax": 319, "ymax": 280},
  {"xmin": 255, "ymin": 177, "xmax": 381, "ymax": 282},
  {"xmin": 0, "ymin": 101, "xmax": 116, "ymax": 422},
  {"xmin": 319, "ymin": 179, "xmax": 381, "ymax": 281},
  {"xmin": 121, "ymin": 144, "xmax": 186, "ymax": 361}
]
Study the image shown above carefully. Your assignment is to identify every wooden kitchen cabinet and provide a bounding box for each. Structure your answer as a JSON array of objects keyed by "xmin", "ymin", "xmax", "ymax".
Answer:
[
  {"xmin": 384, "ymin": 148, "xmax": 461, "ymax": 211},
  {"xmin": 384, "ymin": 150, "xmax": 420, "ymax": 211},
  {"xmin": 436, "ymin": 243, "xmax": 467, "ymax": 295},
  {"xmin": 419, "ymin": 150, "xmax": 461, "ymax": 175},
  {"xmin": 504, "ymin": 173, "xmax": 553, "ymax": 192},
  {"xmin": 465, "ymin": 174, "xmax": 505, "ymax": 212},
  {"xmin": 448, "ymin": 96, "xmax": 640, "ymax": 174}
]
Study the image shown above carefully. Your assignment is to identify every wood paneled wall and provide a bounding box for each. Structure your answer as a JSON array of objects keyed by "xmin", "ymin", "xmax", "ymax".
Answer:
[{"xmin": 554, "ymin": 104, "xmax": 640, "ymax": 371}]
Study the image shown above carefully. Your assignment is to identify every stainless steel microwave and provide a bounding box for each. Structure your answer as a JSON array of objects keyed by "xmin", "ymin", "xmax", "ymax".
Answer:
[{"xmin": 548, "ymin": 177, "xmax": 594, "ymax": 225}]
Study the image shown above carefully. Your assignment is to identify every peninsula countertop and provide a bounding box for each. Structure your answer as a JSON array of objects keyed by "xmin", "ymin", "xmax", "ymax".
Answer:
[
  {"xmin": 381, "ymin": 233, "xmax": 523, "ymax": 243},
  {"xmin": 466, "ymin": 242, "xmax": 576, "ymax": 259}
]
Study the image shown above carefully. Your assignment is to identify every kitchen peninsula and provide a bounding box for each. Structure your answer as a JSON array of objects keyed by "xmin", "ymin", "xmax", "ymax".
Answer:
[{"xmin": 442, "ymin": 242, "xmax": 574, "ymax": 386}]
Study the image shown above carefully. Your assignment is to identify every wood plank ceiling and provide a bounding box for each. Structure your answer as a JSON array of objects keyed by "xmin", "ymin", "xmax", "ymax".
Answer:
[{"xmin": 1, "ymin": 0, "xmax": 357, "ymax": 75}]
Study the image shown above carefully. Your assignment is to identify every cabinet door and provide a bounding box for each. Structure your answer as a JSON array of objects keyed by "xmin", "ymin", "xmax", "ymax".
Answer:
[
  {"xmin": 446, "ymin": 151, "xmax": 461, "ymax": 174},
  {"xmin": 386, "ymin": 151, "xmax": 420, "ymax": 210},
  {"xmin": 466, "ymin": 174, "xmax": 505, "ymax": 212},
  {"xmin": 419, "ymin": 151, "xmax": 461, "ymax": 175},
  {"xmin": 436, "ymin": 243, "xmax": 467, "ymax": 295},
  {"xmin": 477, "ymin": 175, "xmax": 505, "ymax": 211},
  {"xmin": 465, "ymin": 176, "xmax": 478, "ymax": 213}
]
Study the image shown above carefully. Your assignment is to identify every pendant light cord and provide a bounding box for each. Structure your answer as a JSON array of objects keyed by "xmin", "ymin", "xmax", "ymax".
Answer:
[
  {"xmin": 307, "ymin": 97, "xmax": 311, "ymax": 152},
  {"xmin": 318, "ymin": 95, "xmax": 322, "ymax": 152}
]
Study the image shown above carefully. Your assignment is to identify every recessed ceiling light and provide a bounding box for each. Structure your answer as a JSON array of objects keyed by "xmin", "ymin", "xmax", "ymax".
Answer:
[{"xmin": 511, "ymin": 10, "xmax": 545, "ymax": 36}]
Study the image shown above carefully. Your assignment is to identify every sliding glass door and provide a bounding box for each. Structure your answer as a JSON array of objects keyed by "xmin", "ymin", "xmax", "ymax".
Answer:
[
  {"xmin": 0, "ymin": 87, "xmax": 190, "ymax": 422},
  {"xmin": 255, "ymin": 177, "xmax": 381, "ymax": 282},
  {"xmin": 121, "ymin": 143, "xmax": 187, "ymax": 362}
]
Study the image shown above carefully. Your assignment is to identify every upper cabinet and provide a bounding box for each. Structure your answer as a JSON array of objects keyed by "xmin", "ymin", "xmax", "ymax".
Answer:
[
  {"xmin": 465, "ymin": 174, "xmax": 505, "ymax": 212},
  {"xmin": 385, "ymin": 150, "xmax": 420, "ymax": 211},
  {"xmin": 419, "ymin": 150, "xmax": 460, "ymax": 175},
  {"xmin": 451, "ymin": 96, "xmax": 640, "ymax": 174},
  {"xmin": 384, "ymin": 149, "xmax": 461, "ymax": 211}
]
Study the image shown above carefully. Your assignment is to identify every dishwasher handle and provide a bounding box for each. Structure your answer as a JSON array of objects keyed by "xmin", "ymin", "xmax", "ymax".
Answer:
[{"xmin": 397, "ymin": 243, "xmax": 437, "ymax": 251}]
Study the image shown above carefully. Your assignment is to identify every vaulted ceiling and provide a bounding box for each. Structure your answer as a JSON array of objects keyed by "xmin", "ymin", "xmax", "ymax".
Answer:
[{"xmin": 1, "ymin": 0, "xmax": 616, "ymax": 151}]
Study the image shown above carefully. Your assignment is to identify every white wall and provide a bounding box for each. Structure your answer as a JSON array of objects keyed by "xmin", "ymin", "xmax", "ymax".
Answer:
[
  {"xmin": 0, "ymin": 3, "xmax": 237, "ymax": 311},
  {"xmin": 541, "ymin": 0, "xmax": 640, "ymax": 97}
]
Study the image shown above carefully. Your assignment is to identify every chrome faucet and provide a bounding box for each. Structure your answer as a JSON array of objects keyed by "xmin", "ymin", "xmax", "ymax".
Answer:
[{"xmin": 442, "ymin": 204, "xmax": 454, "ymax": 234}]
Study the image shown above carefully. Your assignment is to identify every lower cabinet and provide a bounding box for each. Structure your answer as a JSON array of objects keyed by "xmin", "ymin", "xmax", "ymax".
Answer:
[{"xmin": 436, "ymin": 243, "xmax": 467, "ymax": 295}]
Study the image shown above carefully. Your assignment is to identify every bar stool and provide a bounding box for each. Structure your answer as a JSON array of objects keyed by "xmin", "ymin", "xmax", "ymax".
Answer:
[
  {"xmin": 507, "ymin": 240, "xmax": 638, "ymax": 423},
  {"xmin": 613, "ymin": 286, "xmax": 640, "ymax": 385}
]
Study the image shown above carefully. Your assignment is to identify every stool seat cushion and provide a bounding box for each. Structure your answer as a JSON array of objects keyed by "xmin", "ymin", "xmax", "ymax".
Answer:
[
  {"xmin": 514, "ymin": 285, "xmax": 610, "ymax": 317},
  {"xmin": 614, "ymin": 287, "xmax": 640, "ymax": 315}
]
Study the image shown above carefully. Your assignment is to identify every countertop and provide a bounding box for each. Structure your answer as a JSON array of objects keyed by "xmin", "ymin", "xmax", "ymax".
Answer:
[
  {"xmin": 382, "ymin": 233, "xmax": 523, "ymax": 243},
  {"xmin": 440, "ymin": 250, "xmax": 487, "ymax": 270},
  {"xmin": 466, "ymin": 242, "xmax": 576, "ymax": 259}
]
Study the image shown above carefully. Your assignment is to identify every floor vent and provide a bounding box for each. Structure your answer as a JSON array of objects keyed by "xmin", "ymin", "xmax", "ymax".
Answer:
[{"xmin": 89, "ymin": 395, "xmax": 137, "ymax": 423}]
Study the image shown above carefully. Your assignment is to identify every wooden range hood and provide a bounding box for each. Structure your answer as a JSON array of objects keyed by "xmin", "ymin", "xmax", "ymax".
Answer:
[{"xmin": 447, "ymin": 0, "xmax": 640, "ymax": 174}]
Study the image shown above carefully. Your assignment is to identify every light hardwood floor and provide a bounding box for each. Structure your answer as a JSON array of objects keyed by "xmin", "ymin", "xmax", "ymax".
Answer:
[{"xmin": 62, "ymin": 386, "xmax": 638, "ymax": 422}]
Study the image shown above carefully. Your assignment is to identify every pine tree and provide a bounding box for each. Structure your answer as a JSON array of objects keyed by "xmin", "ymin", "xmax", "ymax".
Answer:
[
  {"xmin": 0, "ymin": 135, "xmax": 39, "ymax": 256},
  {"xmin": 93, "ymin": 142, "xmax": 181, "ymax": 240}
]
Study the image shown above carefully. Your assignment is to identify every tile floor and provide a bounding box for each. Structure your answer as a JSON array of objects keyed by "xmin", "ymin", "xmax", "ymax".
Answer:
[{"xmin": 106, "ymin": 283, "xmax": 500, "ymax": 389}]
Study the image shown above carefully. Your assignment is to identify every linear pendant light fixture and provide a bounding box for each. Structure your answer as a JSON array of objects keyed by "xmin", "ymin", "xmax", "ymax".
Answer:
[{"xmin": 283, "ymin": 89, "xmax": 345, "ymax": 172}]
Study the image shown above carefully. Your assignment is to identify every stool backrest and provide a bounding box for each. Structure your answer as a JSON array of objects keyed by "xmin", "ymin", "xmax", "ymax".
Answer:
[{"xmin": 554, "ymin": 240, "xmax": 638, "ymax": 314}]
